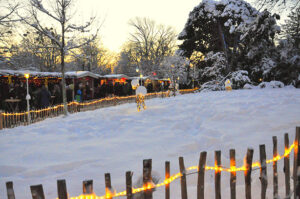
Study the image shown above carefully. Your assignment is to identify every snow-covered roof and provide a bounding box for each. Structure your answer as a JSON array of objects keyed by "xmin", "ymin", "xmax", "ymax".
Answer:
[
  {"xmin": 130, "ymin": 76, "xmax": 151, "ymax": 80},
  {"xmin": 65, "ymin": 71, "xmax": 101, "ymax": 79},
  {"xmin": 103, "ymin": 74, "xmax": 130, "ymax": 79},
  {"xmin": 0, "ymin": 69, "xmax": 101, "ymax": 79}
]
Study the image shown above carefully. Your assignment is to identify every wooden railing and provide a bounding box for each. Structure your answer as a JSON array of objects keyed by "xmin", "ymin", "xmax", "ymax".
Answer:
[
  {"xmin": 0, "ymin": 88, "xmax": 198, "ymax": 130},
  {"xmin": 3, "ymin": 128, "xmax": 300, "ymax": 199}
]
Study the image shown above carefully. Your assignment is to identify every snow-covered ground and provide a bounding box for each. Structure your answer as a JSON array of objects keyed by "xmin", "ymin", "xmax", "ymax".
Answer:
[{"xmin": 1, "ymin": 88, "xmax": 300, "ymax": 199}]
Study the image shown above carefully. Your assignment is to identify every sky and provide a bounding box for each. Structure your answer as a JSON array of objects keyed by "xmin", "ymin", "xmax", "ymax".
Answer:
[{"xmin": 73, "ymin": 0, "xmax": 201, "ymax": 52}]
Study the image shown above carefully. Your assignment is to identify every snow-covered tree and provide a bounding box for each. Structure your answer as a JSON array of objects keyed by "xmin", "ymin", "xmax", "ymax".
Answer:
[
  {"xmin": 282, "ymin": 7, "xmax": 300, "ymax": 49},
  {"xmin": 240, "ymin": 10, "xmax": 281, "ymax": 81},
  {"xmin": 178, "ymin": 0, "xmax": 258, "ymax": 68},
  {"xmin": 19, "ymin": 0, "xmax": 99, "ymax": 115},
  {"xmin": 254, "ymin": 0, "xmax": 299, "ymax": 14},
  {"xmin": 160, "ymin": 55, "xmax": 189, "ymax": 84},
  {"xmin": 202, "ymin": 52, "xmax": 227, "ymax": 82}
]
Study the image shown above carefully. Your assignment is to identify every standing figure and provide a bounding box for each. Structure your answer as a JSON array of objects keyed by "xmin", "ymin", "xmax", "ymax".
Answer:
[
  {"xmin": 225, "ymin": 79, "xmax": 232, "ymax": 91},
  {"xmin": 38, "ymin": 85, "xmax": 51, "ymax": 108},
  {"xmin": 135, "ymin": 85, "xmax": 147, "ymax": 112},
  {"xmin": 75, "ymin": 89, "xmax": 82, "ymax": 102}
]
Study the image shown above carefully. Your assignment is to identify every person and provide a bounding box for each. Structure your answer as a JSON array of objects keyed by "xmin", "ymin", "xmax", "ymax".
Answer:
[
  {"xmin": 66, "ymin": 83, "xmax": 74, "ymax": 102},
  {"xmin": 38, "ymin": 85, "xmax": 51, "ymax": 108},
  {"xmin": 85, "ymin": 83, "xmax": 91, "ymax": 100},
  {"xmin": 75, "ymin": 88, "xmax": 82, "ymax": 102},
  {"xmin": 52, "ymin": 84, "xmax": 62, "ymax": 105}
]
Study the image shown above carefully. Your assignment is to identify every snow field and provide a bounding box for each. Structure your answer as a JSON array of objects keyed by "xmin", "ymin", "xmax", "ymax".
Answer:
[{"xmin": 0, "ymin": 88, "xmax": 300, "ymax": 199}]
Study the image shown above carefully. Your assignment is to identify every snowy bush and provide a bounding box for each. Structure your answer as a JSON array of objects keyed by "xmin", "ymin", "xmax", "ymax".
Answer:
[
  {"xmin": 243, "ymin": 83, "xmax": 255, "ymax": 89},
  {"xmin": 229, "ymin": 70, "xmax": 251, "ymax": 89},
  {"xmin": 244, "ymin": 81, "xmax": 285, "ymax": 89},
  {"xmin": 199, "ymin": 80, "xmax": 224, "ymax": 92},
  {"xmin": 259, "ymin": 81, "xmax": 284, "ymax": 88}
]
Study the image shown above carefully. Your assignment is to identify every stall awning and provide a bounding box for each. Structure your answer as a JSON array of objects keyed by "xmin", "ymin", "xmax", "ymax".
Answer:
[{"xmin": 0, "ymin": 70, "xmax": 101, "ymax": 79}]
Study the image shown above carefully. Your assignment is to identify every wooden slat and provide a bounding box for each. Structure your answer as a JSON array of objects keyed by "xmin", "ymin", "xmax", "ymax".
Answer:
[
  {"xmin": 294, "ymin": 127, "xmax": 300, "ymax": 199},
  {"xmin": 215, "ymin": 151, "xmax": 221, "ymax": 199},
  {"xmin": 143, "ymin": 159, "xmax": 153, "ymax": 199},
  {"xmin": 179, "ymin": 156, "xmax": 188, "ymax": 199},
  {"xmin": 284, "ymin": 133, "xmax": 290, "ymax": 199},
  {"xmin": 273, "ymin": 136, "xmax": 278, "ymax": 198},
  {"xmin": 105, "ymin": 173, "xmax": 113, "ymax": 199},
  {"xmin": 83, "ymin": 180, "xmax": 93, "ymax": 194},
  {"xmin": 259, "ymin": 145, "xmax": 268, "ymax": 199},
  {"xmin": 165, "ymin": 161, "xmax": 170, "ymax": 199},
  {"xmin": 230, "ymin": 149, "xmax": 236, "ymax": 199},
  {"xmin": 30, "ymin": 184, "xmax": 45, "ymax": 199},
  {"xmin": 57, "ymin": 179, "xmax": 68, "ymax": 199},
  {"xmin": 0, "ymin": 111, "xmax": 3, "ymax": 130},
  {"xmin": 244, "ymin": 149, "xmax": 253, "ymax": 199},
  {"xmin": 6, "ymin": 181, "xmax": 15, "ymax": 199},
  {"xmin": 197, "ymin": 151, "xmax": 207, "ymax": 199},
  {"xmin": 126, "ymin": 171, "xmax": 132, "ymax": 199}
]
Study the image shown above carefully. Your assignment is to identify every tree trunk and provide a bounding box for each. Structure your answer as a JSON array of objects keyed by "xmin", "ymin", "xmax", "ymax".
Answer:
[
  {"xmin": 217, "ymin": 20, "xmax": 230, "ymax": 73},
  {"xmin": 61, "ymin": 1, "xmax": 68, "ymax": 116}
]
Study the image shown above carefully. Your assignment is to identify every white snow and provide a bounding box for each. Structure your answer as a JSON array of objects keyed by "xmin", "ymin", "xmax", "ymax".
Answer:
[
  {"xmin": 244, "ymin": 81, "xmax": 287, "ymax": 89},
  {"xmin": 0, "ymin": 89, "xmax": 300, "ymax": 199}
]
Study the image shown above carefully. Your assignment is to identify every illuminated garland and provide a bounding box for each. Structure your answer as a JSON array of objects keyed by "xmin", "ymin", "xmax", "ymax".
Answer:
[
  {"xmin": 136, "ymin": 95, "xmax": 146, "ymax": 112},
  {"xmin": 62, "ymin": 142, "xmax": 295, "ymax": 199},
  {"xmin": 3, "ymin": 88, "xmax": 199, "ymax": 116}
]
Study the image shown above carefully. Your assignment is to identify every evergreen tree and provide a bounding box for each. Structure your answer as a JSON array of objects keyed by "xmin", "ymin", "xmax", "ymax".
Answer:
[
  {"xmin": 239, "ymin": 10, "xmax": 280, "ymax": 81},
  {"xmin": 282, "ymin": 7, "xmax": 300, "ymax": 49}
]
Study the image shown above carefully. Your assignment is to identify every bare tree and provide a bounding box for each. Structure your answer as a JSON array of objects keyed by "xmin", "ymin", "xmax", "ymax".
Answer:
[
  {"xmin": 0, "ymin": 0, "xmax": 20, "ymax": 63},
  {"xmin": 254, "ymin": 0, "xmax": 299, "ymax": 13},
  {"xmin": 127, "ymin": 17, "xmax": 177, "ymax": 76},
  {"xmin": 71, "ymin": 37, "xmax": 117, "ymax": 74},
  {"xmin": 19, "ymin": 0, "xmax": 99, "ymax": 115}
]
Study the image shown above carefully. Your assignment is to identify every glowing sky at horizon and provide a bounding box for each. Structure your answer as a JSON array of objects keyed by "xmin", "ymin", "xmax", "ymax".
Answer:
[{"xmin": 73, "ymin": 0, "xmax": 200, "ymax": 52}]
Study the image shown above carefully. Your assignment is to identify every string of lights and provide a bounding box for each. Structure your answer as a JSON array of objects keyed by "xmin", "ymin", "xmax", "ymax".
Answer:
[
  {"xmin": 65, "ymin": 142, "xmax": 295, "ymax": 199},
  {"xmin": 2, "ymin": 88, "xmax": 199, "ymax": 117}
]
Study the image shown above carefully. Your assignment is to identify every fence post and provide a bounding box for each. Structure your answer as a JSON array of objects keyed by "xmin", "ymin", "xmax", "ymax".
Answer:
[
  {"xmin": 105, "ymin": 173, "xmax": 113, "ymax": 199},
  {"xmin": 143, "ymin": 159, "xmax": 153, "ymax": 199},
  {"xmin": 244, "ymin": 148, "xmax": 253, "ymax": 199},
  {"xmin": 197, "ymin": 151, "xmax": 207, "ymax": 199},
  {"xmin": 57, "ymin": 179, "xmax": 68, "ymax": 199},
  {"xmin": 179, "ymin": 157, "xmax": 188, "ymax": 199},
  {"xmin": 165, "ymin": 161, "xmax": 170, "ymax": 199},
  {"xmin": 83, "ymin": 180, "xmax": 93, "ymax": 194},
  {"xmin": 273, "ymin": 136, "xmax": 278, "ymax": 198},
  {"xmin": 259, "ymin": 144, "xmax": 267, "ymax": 199},
  {"xmin": 126, "ymin": 171, "xmax": 132, "ymax": 199},
  {"xmin": 6, "ymin": 181, "xmax": 15, "ymax": 199},
  {"xmin": 30, "ymin": 184, "xmax": 45, "ymax": 199},
  {"xmin": 294, "ymin": 127, "xmax": 300, "ymax": 199},
  {"xmin": 284, "ymin": 133, "xmax": 290, "ymax": 199},
  {"xmin": 229, "ymin": 149, "xmax": 236, "ymax": 199},
  {"xmin": 215, "ymin": 151, "xmax": 221, "ymax": 199},
  {"xmin": 0, "ymin": 111, "xmax": 3, "ymax": 130}
]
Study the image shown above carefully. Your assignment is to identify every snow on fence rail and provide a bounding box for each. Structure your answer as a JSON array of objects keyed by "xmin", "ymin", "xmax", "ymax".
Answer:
[
  {"xmin": 0, "ymin": 88, "xmax": 198, "ymax": 130},
  {"xmin": 3, "ymin": 128, "xmax": 300, "ymax": 199}
]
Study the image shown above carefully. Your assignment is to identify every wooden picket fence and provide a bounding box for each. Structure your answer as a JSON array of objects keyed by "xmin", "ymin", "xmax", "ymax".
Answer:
[
  {"xmin": 0, "ymin": 88, "xmax": 198, "ymax": 130},
  {"xmin": 3, "ymin": 128, "xmax": 300, "ymax": 199}
]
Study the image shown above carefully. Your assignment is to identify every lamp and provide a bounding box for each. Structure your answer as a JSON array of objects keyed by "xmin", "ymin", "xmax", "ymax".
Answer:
[{"xmin": 24, "ymin": 73, "xmax": 31, "ymax": 124}]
